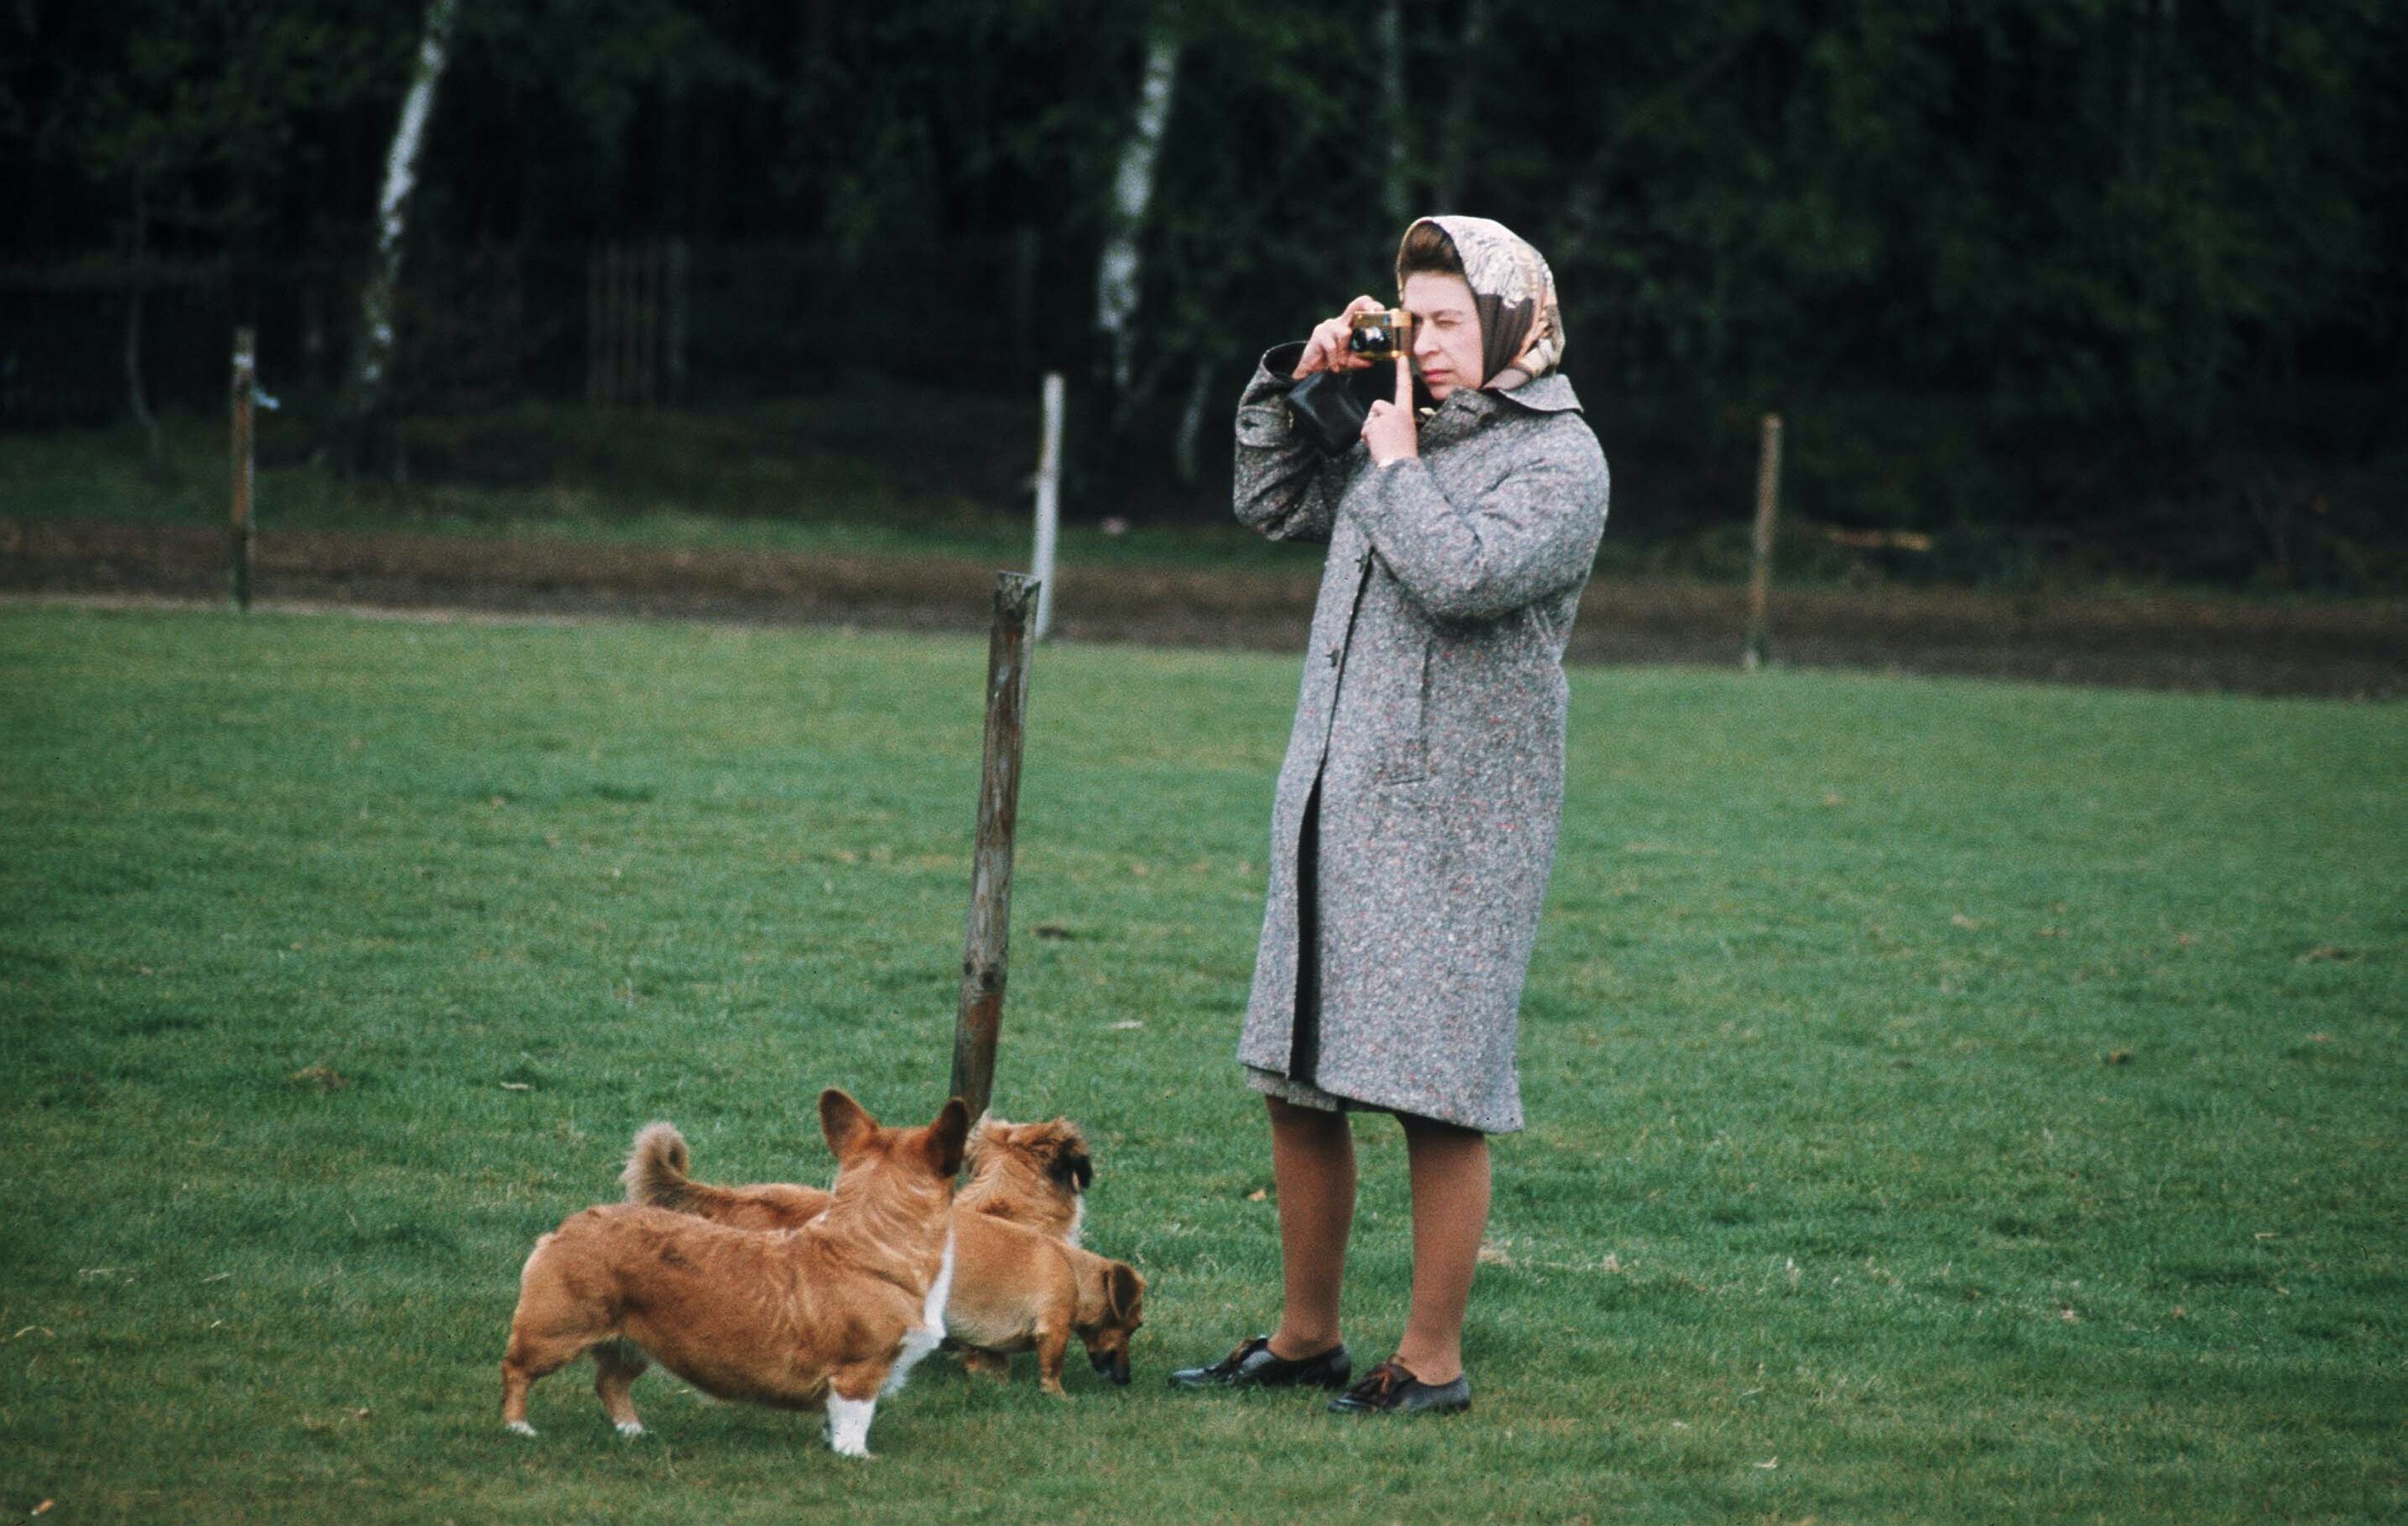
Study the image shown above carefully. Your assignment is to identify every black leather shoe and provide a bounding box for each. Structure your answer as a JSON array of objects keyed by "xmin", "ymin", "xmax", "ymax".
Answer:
[
  {"xmin": 1168, "ymin": 1334, "xmax": 1352, "ymax": 1391},
  {"xmin": 1326, "ymin": 1359, "xmax": 1471, "ymax": 1416}
]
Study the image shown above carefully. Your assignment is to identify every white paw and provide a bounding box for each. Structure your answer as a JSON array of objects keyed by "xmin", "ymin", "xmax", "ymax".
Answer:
[
  {"xmin": 505, "ymin": 1420, "xmax": 537, "ymax": 1438},
  {"xmin": 825, "ymin": 1393, "xmax": 876, "ymax": 1457},
  {"xmin": 614, "ymin": 1420, "xmax": 645, "ymax": 1437}
]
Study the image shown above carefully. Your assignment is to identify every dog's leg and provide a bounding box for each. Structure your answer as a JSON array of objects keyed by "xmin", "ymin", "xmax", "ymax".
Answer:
[
  {"xmin": 883, "ymin": 1319, "xmax": 945, "ymax": 1395},
  {"xmin": 957, "ymin": 1347, "xmax": 1012, "ymax": 1382},
  {"xmin": 823, "ymin": 1372, "xmax": 883, "ymax": 1458},
  {"xmin": 1034, "ymin": 1322, "xmax": 1071, "ymax": 1398},
  {"xmin": 591, "ymin": 1338, "xmax": 651, "ymax": 1436},
  {"xmin": 502, "ymin": 1325, "xmax": 600, "ymax": 1436},
  {"xmin": 501, "ymin": 1255, "xmax": 617, "ymax": 1437}
]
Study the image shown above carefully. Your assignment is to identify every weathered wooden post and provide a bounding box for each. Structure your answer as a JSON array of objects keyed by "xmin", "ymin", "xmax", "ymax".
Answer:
[
  {"xmin": 950, "ymin": 571, "xmax": 1042, "ymax": 1118},
  {"xmin": 230, "ymin": 326, "xmax": 257, "ymax": 611},
  {"xmin": 1744, "ymin": 412, "xmax": 1782, "ymax": 671},
  {"xmin": 1031, "ymin": 372, "xmax": 1064, "ymax": 641}
]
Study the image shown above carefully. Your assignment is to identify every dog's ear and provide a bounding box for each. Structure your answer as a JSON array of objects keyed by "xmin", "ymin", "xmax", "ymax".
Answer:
[
  {"xmin": 925, "ymin": 1097, "xmax": 972, "ymax": 1179},
  {"xmin": 1107, "ymin": 1262, "xmax": 1143, "ymax": 1324},
  {"xmin": 1050, "ymin": 1141, "xmax": 1095, "ymax": 1193},
  {"xmin": 819, "ymin": 1089, "xmax": 876, "ymax": 1159}
]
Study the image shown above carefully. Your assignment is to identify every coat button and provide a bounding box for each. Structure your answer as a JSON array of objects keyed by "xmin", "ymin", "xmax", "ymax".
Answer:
[{"xmin": 1326, "ymin": 647, "xmax": 1342, "ymax": 666}]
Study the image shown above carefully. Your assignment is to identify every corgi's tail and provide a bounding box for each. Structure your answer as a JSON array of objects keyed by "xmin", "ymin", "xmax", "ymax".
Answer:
[{"xmin": 623, "ymin": 1121, "xmax": 696, "ymax": 1208}]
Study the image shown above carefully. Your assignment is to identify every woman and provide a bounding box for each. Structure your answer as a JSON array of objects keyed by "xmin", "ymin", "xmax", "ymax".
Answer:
[{"xmin": 1168, "ymin": 215, "xmax": 1608, "ymax": 1416}]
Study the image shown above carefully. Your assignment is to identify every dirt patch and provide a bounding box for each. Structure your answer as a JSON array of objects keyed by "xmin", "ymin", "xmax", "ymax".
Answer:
[{"xmin": 5, "ymin": 517, "xmax": 2400, "ymax": 698}]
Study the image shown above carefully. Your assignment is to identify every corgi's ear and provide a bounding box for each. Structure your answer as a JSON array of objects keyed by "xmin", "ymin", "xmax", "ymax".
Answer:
[
  {"xmin": 1107, "ymin": 1262, "xmax": 1144, "ymax": 1323},
  {"xmin": 819, "ymin": 1089, "xmax": 876, "ymax": 1159},
  {"xmin": 926, "ymin": 1097, "xmax": 971, "ymax": 1179}
]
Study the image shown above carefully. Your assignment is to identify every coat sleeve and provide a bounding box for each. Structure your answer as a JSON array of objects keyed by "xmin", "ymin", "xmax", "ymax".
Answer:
[
  {"xmin": 1343, "ymin": 418, "xmax": 1610, "ymax": 622},
  {"xmin": 1233, "ymin": 342, "xmax": 1361, "ymax": 545}
]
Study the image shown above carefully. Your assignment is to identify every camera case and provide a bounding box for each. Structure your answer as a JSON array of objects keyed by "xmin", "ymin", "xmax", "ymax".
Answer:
[{"xmin": 1283, "ymin": 369, "xmax": 1373, "ymax": 457}]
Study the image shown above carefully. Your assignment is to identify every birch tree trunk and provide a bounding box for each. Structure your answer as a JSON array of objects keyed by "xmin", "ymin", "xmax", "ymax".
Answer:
[
  {"xmin": 1094, "ymin": 8, "xmax": 1180, "ymax": 418},
  {"xmin": 342, "ymin": 0, "xmax": 460, "ymax": 464}
]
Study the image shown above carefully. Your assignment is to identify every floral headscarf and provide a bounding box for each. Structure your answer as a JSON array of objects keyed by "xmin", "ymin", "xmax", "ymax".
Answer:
[{"xmin": 1395, "ymin": 215, "xmax": 1564, "ymax": 391}]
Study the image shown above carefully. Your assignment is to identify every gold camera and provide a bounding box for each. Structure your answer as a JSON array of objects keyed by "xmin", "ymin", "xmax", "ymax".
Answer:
[{"xmin": 1348, "ymin": 309, "xmax": 1418, "ymax": 362}]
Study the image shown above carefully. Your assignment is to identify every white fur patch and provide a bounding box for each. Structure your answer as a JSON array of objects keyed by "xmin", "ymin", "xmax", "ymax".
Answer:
[
  {"xmin": 882, "ymin": 1227, "xmax": 955, "ymax": 1396},
  {"xmin": 614, "ymin": 1420, "xmax": 644, "ymax": 1437},
  {"xmin": 505, "ymin": 1420, "xmax": 537, "ymax": 1438},
  {"xmin": 825, "ymin": 1394, "xmax": 876, "ymax": 1458},
  {"xmin": 1066, "ymin": 1195, "xmax": 1085, "ymax": 1249}
]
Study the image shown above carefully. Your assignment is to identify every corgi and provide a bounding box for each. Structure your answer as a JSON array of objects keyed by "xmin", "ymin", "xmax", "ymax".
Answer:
[
  {"xmin": 499, "ymin": 1090, "xmax": 968, "ymax": 1457},
  {"xmin": 623, "ymin": 1116, "xmax": 1142, "ymax": 1393}
]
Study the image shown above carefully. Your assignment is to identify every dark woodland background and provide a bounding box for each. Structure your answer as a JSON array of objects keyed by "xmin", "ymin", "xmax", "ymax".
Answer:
[{"xmin": 4, "ymin": 0, "xmax": 2403, "ymax": 590}]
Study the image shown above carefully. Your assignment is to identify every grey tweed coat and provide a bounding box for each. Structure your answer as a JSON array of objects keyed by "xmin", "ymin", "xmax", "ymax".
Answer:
[{"xmin": 1233, "ymin": 342, "xmax": 1609, "ymax": 1134}]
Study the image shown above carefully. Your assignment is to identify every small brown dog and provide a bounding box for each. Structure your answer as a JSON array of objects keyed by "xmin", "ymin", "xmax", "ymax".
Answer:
[
  {"xmin": 942, "ymin": 1214, "xmax": 1145, "ymax": 1394},
  {"xmin": 625, "ymin": 1115, "xmax": 1142, "ymax": 1394},
  {"xmin": 499, "ymin": 1090, "xmax": 968, "ymax": 1457}
]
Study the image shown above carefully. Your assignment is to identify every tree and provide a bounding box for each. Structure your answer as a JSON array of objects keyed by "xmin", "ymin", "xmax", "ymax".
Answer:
[
  {"xmin": 1095, "ymin": 3, "xmax": 1183, "ymax": 423},
  {"xmin": 338, "ymin": 0, "xmax": 458, "ymax": 471}
]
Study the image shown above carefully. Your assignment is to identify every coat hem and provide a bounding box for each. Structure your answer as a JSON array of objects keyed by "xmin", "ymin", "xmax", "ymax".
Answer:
[{"xmin": 1241, "ymin": 1062, "xmax": 1521, "ymax": 1136}]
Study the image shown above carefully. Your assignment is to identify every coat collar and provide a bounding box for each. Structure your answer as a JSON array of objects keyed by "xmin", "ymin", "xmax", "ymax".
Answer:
[
  {"xmin": 1491, "ymin": 372, "xmax": 1583, "ymax": 415},
  {"xmin": 1417, "ymin": 372, "xmax": 1583, "ymax": 446}
]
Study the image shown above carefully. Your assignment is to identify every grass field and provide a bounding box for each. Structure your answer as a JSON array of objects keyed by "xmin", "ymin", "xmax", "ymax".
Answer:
[{"xmin": 2, "ymin": 603, "xmax": 2402, "ymax": 1524}]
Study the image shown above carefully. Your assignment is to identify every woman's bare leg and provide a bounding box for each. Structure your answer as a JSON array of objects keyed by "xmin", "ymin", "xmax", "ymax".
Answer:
[
  {"xmin": 1265, "ymin": 1094, "xmax": 1355, "ymax": 1358},
  {"xmin": 1392, "ymin": 1112, "xmax": 1489, "ymax": 1385}
]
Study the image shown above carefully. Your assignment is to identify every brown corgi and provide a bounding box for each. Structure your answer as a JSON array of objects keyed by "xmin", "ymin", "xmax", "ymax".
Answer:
[
  {"xmin": 499, "ymin": 1090, "xmax": 968, "ymax": 1457},
  {"xmin": 623, "ymin": 1117, "xmax": 1141, "ymax": 1393}
]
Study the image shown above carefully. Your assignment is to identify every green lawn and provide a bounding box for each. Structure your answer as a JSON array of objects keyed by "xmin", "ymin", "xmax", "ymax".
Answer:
[{"xmin": 1, "ymin": 603, "xmax": 2401, "ymax": 1524}]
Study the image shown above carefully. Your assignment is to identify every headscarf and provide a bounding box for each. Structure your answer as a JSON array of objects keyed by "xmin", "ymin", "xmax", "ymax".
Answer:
[{"xmin": 1395, "ymin": 215, "xmax": 1564, "ymax": 391}]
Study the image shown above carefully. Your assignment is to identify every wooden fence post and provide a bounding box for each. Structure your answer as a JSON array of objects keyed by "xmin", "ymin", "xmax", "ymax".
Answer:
[
  {"xmin": 1031, "ymin": 372, "xmax": 1064, "ymax": 641},
  {"xmin": 1744, "ymin": 412, "xmax": 1782, "ymax": 670},
  {"xmin": 951, "ymin": 571, "xmax": 1042, "ymax": 1119},
  {"xmin": 230, "ymin": 326, "xmax": 256, "ymax": 611}
]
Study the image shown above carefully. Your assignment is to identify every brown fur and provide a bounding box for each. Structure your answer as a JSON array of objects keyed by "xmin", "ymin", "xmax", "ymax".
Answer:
[
  {"xmin": 957, "ymin": 1116, "xmax": 1092, "ymax": 1243},
  {"xmin": 622, "ymin": 1120, "xmax": 831, "ymax": 1227},
  {"xmin": 942, "ymin": 1217, "xmax": 1145, "ymax": 1394},
  {"xmin": 499, "ymin": 1091, "xmax": 969, "ymax": 1453},
  {"xmin": 623, "ymin": 1113, "xmax": 1141, "ymax": 1394}
]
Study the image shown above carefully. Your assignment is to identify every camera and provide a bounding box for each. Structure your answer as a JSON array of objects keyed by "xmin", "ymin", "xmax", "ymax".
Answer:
[
  {"xmin": 1281, "ymin": 307, "xmax": 1421, "ymax": 456},
  {"xmin": 1347, "ymin": 309, "xmax": 1418, "ymax": 363}
]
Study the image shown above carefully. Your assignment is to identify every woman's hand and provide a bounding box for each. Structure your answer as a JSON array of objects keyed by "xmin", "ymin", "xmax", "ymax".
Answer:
[
  {"xmin": 1361, "ymin": 356, "xmax": 1418, "ymax": 466},
  {"xmin": 1292, "ymin": 295, "xmax": 1386, "ymax": 379}
]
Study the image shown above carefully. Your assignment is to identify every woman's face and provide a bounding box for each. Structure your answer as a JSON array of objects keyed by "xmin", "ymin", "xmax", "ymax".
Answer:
[{"xmin": 1403, "ymin": 271, "xmax": 1483, "ymax": 400}]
